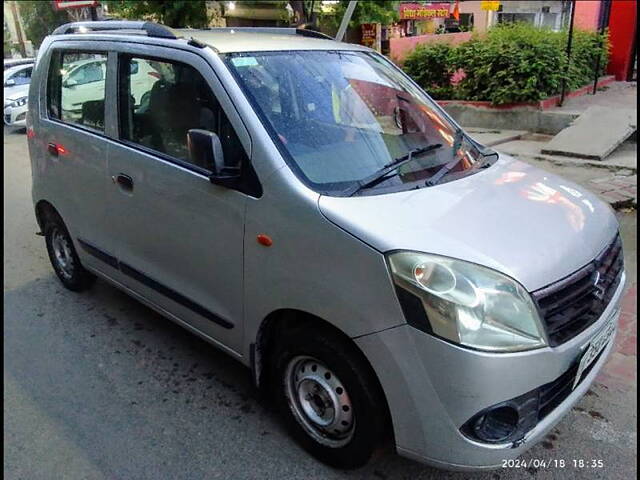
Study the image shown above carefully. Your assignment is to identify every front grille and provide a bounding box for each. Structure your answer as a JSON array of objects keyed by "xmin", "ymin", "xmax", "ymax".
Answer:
[{"xmin": 532, "ymin": 234, "xmax": 624, "ymax": 347}]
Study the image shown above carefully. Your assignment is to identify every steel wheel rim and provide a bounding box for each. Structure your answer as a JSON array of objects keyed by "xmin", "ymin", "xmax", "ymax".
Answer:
[
  {"xmin": 284, "ymin": 355, "xmax": 355, "ymax": 447},
  {"xmin": 51, "ymin": 227, "xmax": 74, "ymax": 279}
]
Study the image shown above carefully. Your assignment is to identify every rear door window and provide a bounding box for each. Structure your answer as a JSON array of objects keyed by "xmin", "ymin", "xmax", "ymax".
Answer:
[{"xmin": 47, "ymin": 51, "xmax": 108, "ymax": 132}]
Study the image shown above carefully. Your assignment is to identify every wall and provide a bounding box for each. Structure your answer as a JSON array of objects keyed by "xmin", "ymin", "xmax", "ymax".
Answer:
[
  {"xmin": 459, "ymin": 0, "xmax": 493, "ymax": 33},
  {"xmin": 574, "ymin": 0, "xmax": 601, "ymax": 31},
  {"xmin": 607, "ymin": 0, "xmax": 637, "ymax": 80},
  {"xmin": 499, "ymin": 1, "xmax": 564, "ymax": 14},
  {"xmin": 389, "ymin": 31, "xmax": 472, "ymax": 63}
]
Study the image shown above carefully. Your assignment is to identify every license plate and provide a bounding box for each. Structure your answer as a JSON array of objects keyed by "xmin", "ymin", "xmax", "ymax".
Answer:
[{"xmin": 573, "ymin": 317, "xmax": 616, "ymax": 389}]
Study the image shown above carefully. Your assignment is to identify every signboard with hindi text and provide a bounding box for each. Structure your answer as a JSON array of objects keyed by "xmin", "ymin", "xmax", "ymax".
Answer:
[
  {"xmin": 399, "ymin": 3, "xmax": 451, "ymax": 20},
  {"xmin": 54, "ymin": 1, "xmax": 99, "ymax": 9},
  {"xmin": 361, "ymin": 23, "xmax": 381, "ymax": 52}
]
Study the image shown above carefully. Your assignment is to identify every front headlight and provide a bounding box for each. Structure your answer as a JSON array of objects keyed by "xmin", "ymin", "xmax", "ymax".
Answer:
[
  {"xmin": 387, "ymin": 251, "xmax": 547, "ymax": 352},
  {"xmin": 12, "ymin": 96, "xmax": 28, "ymax": 107}
]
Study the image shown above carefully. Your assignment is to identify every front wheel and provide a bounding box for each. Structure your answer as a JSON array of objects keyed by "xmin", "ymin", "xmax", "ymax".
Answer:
[{"xmin": 271, "ymin": 326, "xmax": 390, "ymax": 469}]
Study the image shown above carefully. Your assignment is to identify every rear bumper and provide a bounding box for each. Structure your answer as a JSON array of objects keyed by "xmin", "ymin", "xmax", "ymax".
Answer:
[{"xmin": 355, "ymin": 271, "xmax": 625, "ymax": 470}]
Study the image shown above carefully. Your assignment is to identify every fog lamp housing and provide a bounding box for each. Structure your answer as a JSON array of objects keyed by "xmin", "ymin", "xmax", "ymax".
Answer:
[{"xmin": 472, "ymin": 406, "xmax": 519, "ymax": 443}]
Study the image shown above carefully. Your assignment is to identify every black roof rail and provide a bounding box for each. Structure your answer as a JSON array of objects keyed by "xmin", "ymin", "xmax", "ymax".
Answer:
[
  {"xmin": 52, "ymin": 21, "xmax": 177, "ymax": 39},
  {"xmin": 195, "ymin": 27, "xmax": 332, "ymax": 40},
  {"xmin": 295, "ymin": 28, "xmax": 333, "ymax": 40}
]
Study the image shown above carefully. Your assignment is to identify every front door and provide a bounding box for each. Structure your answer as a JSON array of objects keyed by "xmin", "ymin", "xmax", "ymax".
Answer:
[{"xmin": 105, "ymin": 48, "xmax": 251, "ymax": 353}]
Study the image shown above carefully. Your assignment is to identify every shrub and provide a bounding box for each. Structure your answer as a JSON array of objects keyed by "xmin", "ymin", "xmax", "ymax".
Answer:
[
  {"xmin": 403, "ymin": 42, "xmax": 457, "ymax": 99},
  {"xmin": 402, "ymin": 23, "xmax": 609, "ymax": 105},
  {"xmin": 564, "ymin": 28, "xmax": 610, "ymax": 91},
  {"xmin": 455, "ymin": 24, "xmax": 568, "ymax": 104}
]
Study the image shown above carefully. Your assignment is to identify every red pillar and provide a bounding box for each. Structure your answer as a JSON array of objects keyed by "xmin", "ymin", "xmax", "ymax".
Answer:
[{"xmin": 607, "ymin": 0, "xmax": 637, "ymax": 80}]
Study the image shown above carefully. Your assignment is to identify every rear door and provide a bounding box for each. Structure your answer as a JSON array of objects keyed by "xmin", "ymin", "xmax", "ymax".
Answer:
[
  {"xmin": 37, "ymin": 45, "xmax": 115, "ymax": 276},
  {"xmin": 104, "ymin": 46, "xmax": 253, "ymax": 353}
]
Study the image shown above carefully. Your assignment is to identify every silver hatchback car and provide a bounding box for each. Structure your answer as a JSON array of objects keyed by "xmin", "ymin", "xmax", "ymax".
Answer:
[{"xmin": 28, "ymin": 21, "xmax": 625, "ymax": 471}]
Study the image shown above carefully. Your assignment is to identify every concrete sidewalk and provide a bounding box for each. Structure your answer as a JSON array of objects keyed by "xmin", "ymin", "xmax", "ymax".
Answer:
[{"xmin": 554, "ymin": 82, "xmax": 638, "ymax": 115}]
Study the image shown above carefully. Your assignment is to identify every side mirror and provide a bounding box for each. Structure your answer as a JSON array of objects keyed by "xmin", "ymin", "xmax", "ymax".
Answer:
[
  {"xmin": 63, "ymin": 78, "xmax": 77, "ymax": 88},
  {"xmin": 187, "ymin": 129, "xmax": 240, "ymax": 187},
  {"xmin": 5, "ymin": 79, "xmax": 16, "ymax": 87}
]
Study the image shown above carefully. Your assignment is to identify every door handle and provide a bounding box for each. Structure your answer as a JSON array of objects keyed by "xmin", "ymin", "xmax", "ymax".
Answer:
[
  {"xmin": 113, "ymin": 173, "xmax": 134, "ymax": 192},
  {"xmin": 47, "ymin": 143, "xmax": 59, "ymax": 157}
]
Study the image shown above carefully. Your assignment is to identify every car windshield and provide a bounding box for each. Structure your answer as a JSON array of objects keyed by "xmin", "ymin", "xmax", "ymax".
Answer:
[
  {"xmin": 4, "ymin": 65, "xmax": 32, "ymax": 85},
  {"xmin": 226, "ymin": 50, "xmax": 487, "ymax": 196}
]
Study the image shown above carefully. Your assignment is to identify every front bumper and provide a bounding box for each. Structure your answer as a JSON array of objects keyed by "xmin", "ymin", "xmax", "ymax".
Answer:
[
  {"xmin": 4, "ymin": 103, "xmax": 27, "ymax": 128},
  {"xmin": 355, "ymin": 271, "xmax": 625, "ymax": 471}
]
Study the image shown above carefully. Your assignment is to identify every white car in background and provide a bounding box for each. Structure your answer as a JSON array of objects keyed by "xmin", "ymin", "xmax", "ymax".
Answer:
[
  {"xmin": 3, "ymin": 57, "xmax": 35, "ymax": 70},
  {"xmin": 4, "ymin": 63, "xmax": 34, "ymax": 130},
  {"xmin": 61, "ymin": 57, "xmax": 159, "ymax": 116}
]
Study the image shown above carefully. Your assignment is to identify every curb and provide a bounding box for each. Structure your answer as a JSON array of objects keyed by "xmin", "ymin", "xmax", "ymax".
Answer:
[
  {"xmin": 436, "ymin": 76, "xmax": 617, "ymax": 111},
  {"xmin": 503, "ymin": 151, "xmax": 637, "ymax": 176}
]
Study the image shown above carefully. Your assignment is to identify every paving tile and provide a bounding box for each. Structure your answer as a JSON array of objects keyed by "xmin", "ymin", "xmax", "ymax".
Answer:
[
  {"xmin": 612, "ymin": 175, "xmax": 637, "ymax": 185},
  {"xmin": 599, "ymin": 191, "xmax": 635, "ymax": 204},
  {"xmin": 601, "ymin": 353, "xmax": 636, "ymax": 380},
  {"xmin": 589, "ymin": 185, "xmax": 616, "ymax": 194},
  {"xmin": 617, "ymin": 332, "xmax": 637, "ymax": 356},
  {"xmin": 590, "ymin": 175, "xmax": 617, "ymax": 184},
  {"xmin": 619, "ymin": 186, "xmax": 638, "ymax": 195},
  {"xmin": 620, "ymin": 285, "xmax": 637, "ymax": 316},
  {"xmin": 608, "ymin": 180, "xmax": 636, "ymax": 189},
  {"xmin": 618, "ymin": 312, "xmax": 636, "ymax": 334}
]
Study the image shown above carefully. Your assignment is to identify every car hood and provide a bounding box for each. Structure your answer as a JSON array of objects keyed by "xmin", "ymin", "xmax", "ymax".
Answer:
[
  {"xmin": 318, "ymin": 154, "xmax": 619, "ymax": 291},
  {"xmin": 4, "ymin": 84, "xmax": 29, "ymax": 103}
]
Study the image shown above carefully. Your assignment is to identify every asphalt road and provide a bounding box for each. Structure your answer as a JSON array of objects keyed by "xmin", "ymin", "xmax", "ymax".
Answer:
[{"xmin": 4, "ymin": 127, "xmax": 637, "ymax": 479}]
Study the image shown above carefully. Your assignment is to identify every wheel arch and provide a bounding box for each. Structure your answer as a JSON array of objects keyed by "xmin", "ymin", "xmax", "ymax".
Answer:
[
  {"xmin": 35, "ymin": 199, "xmax": 62, "ymax": 232},
  {"xmin": 252, "ymin": 308, "xmax": 395, "ymax": 440}
]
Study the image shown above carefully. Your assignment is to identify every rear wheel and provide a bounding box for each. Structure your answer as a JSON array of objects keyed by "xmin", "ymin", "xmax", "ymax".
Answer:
[
  {"xmin": 271, "ymin": 326, "xmax": 390, "ymax": 469},
  {"xmin": 44, "ymin": 215, "xmax": 95, "ymax": 291}
]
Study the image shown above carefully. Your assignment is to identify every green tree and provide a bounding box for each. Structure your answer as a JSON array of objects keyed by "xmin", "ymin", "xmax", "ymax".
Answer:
[
  {"xmin": 4, "ymin": 21, "xmax": 12, "ymax": 58},
  {"xmin": 18, "ymin": 1, "xmax": 70, "ymax": 50},
  {"xmin": 105, "ymin": 1, "xmax": 209, "ymax": 28},
  {"xmin": 320, "ymin": 0, "xmax": 399, "ymax": 33}
]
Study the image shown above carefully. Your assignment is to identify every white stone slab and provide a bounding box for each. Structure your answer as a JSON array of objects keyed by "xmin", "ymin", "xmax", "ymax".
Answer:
[{"xmin": 541, "ymin": 106, "xmax": 636, "ymax": 160}]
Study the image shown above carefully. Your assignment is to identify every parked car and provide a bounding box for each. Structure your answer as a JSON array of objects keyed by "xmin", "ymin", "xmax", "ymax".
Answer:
[
  {"xmin": 28, "ymin": 22, "xmax": 625, "ymax": 471},
  {"xmin": 59, "ymin": 57, "xmax": 158, "ymax": 119},
  {"xmin": 4, "ymin": 57, "xmax": 35, "ymax": 70},
  {"xmin": 4, "ymin": 63, "xmax": 33, "ymax": 129}
]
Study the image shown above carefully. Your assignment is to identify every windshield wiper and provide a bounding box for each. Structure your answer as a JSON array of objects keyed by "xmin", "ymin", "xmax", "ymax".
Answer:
[
  {"xmin": 425, "ymin": 143, "xmax": 498, "ymax": 187},
  {"xmin": 425, "ymin": 156, "xmax": 461, "ymax": 187},
  {"xmin": 344, "ymin": 144, "xmax": 443, "ymax": 197}
]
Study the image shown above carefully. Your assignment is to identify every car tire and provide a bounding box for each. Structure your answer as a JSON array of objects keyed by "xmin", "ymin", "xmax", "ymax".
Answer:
[
  {"xmin": 44, "ymin": 214, "xmax": 95, "ymax": 292},
  {"xmin": 271, "ymin": 324, "xmax": 390, "ymax": 469}
]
